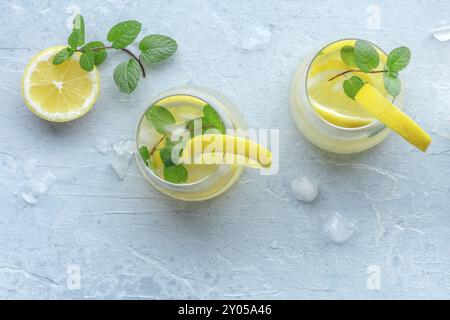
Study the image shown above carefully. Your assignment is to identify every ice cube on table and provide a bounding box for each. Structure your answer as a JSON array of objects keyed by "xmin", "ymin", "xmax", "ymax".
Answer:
[
  {"xmin": 95, "ymin": 138, "xmax": 110, "ymax": 155},
  {"xmin": 290, "ymin": 176, "xmax": 318, "ymax": 203},
  {"xmin": 431, "ymin": 26, "xmax": 450, "ymax": 41},
  {"xmin": 22, "ymin": 159, "xmax": 38, "ymax": 179},
  {"xmin": 323, "ymin": 212, "xmax": 355, "ymax": 244}
]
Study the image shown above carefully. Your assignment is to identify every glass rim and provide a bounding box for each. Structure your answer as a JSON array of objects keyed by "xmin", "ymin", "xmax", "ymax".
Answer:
[{"xmin": 303, "ymin": 38, "xmax": 397, "ymax": 133}]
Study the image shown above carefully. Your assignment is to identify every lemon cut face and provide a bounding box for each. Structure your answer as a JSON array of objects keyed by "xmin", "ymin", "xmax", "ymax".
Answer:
[{"xmin": 21, "ymin": 46, "xmax": 99, "ymax": 122}]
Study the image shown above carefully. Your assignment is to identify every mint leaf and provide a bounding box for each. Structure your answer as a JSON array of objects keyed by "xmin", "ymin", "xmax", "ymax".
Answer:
[
  {"xmin": 113, "ymin": 59, "xmax": 141, "ymax": 94},
  {"xmin": 340, "ymin": 45, "xmax": 356, "ymax": 67},
  {"xmin": 164, "ymin": 164, "xmax": 188, "ymax": 183},
  {"xmin": 201, "ymin": 104, "xmax": 225, "ymax": 134},
  {"xmin": 160, "ymin": 145, "xmax": 177, "ymax": 167},
  {"xmin": 79, "ymin": 47, "xmax": 95, "ymax": 71},
  {"xmin": 355, "ymin": 40, "xmax": 379, "ymax": 72},
  {"xmin": 107, "ymin": 20, "xmax": 142, "ymax": 49},
  {"xmin": 139, "ymin": 146, "xmax": 150, "ymax": 166},
  {"xmin": 139, "ymin": 35, "xmax": 178, "ymax": 64},
  {"xmin": 52, "ymin": 47, "xmax": 74, "ymax": 65},
  {"xmin": 73, "ymin": 14, "xmax": 85, "ymax": 46},
  {"xmin": 386, "ymin": 46, "xmax": 411, "ymax": 73},
  {"xmin": 384, "ymin": 72, "xmax": 401, "ymax": 97},
  {"xmin": 68, "ymin": 29, "xmax": 81, "ymax": 50},
  {"xmin": 146, "ymin": 105, "xmax": 176, "ymax": 134},
  {"xmin": 343, "ymin": 76, "xmax": 365, "ymax": 100},
  {"xmin": 83, "ymin": 41, "xmax": 107, "ymax": 66}
]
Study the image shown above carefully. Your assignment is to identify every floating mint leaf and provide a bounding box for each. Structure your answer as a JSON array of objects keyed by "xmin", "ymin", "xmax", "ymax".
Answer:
[
  {"xmin": 343, "ymin": 76, "xmax": 365, "ymax": 100},
  {"xmin": 79, "ymin": 47, "xmax": 95, "ymax": 71},
  {"xmin": 386, "ymin": 46, "xmax": 411, "ymax": 73},
  {"xmin": 139, "ymin": 146, "xmax": 150, "ymax": 166},
  {"xmin": 82, "ymin": 41, "xmax": 107, "ymax": 66},
  {"xmin": 340, "ymin": 45, "xmax": 356, "ymax": 67},
  {"xmin": 52, "ymin": 47, "xmax": 74, "ymax": 65},
  {"xmin": 355, "ymin": 40, "xmax": 379, "ymax": 72},
  {"xmin": 113, "ymin": 59, "xmax": 141, "ymax": 94},
  {"xmin": 146, "ymin": 105, "xmax": 176, "ymax": 135},
  {"xmin": 68, "ymin": 29, "xmax": 81, "ymax": 50},
  {"xmin": 160, "ymin": 145, "xmax": 177, "ymax": 167},
  {"xmin": 201, "ymin": 104, "xmax": 226, "ymax": 134},
  {"xmin": 164, "ymin": 164, "xmax": 188, "ymax": 183},
  {"xmin": 107, "ymin": 20, "xmax": 142, "ymax": 49},
  {"xmin": 139, "ymin": 34, "xmax": 178, "ymax": 64},
  {"xmin": 384, "ymin": 72, "xmax": 401, "ymax": 97},
  {"xmin": 73, "ymin": 14, "xmax": 85, "ymax": 46}
]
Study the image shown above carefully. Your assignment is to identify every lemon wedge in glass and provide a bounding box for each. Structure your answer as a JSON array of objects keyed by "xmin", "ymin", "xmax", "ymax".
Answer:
[
  {"xmin": 180, "ymin": 134, "xmax": 272, "ymax": 169},
  {"xmin": 355, "ymin": 84, "xmax": 431, "ymax": 152},
  {"xmin": 21, "ymin": 46, "xmax": 99, "ymax": 122}
]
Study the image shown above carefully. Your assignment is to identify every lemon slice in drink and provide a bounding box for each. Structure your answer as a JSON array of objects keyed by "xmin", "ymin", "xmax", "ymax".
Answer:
[
  {"xmin": 355, "ymin": 84, "xmax": 432, "ymax": 152},
  {"xmin": 21, "ymin": 46, "xmax": 99, "ymax": 122},
  {"xmin": 312, "ymin": 103, "xmax": 374, "ymax": 128},
  {"xmin": 180, "ymin": 134, "xmax": 272, "ymax": 169}
]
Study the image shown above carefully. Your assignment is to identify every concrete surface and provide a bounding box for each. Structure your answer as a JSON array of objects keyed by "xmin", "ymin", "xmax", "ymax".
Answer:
[{"xmin": 0, "ymin": 0, "xmax": 449, "ymax": 299}]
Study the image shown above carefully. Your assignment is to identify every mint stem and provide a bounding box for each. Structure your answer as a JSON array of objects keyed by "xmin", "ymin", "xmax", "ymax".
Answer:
[
  {"xmin": 77, "ymin": 46, "xmax": 146, "ymax": 78},
  {"xmin": 328, "ymin": 69, "xmax": 387, "ymax": 81}
]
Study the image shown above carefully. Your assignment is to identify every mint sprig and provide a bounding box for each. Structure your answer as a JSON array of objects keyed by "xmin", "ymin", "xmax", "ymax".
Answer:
[
  {"xmin": 140, "ymin": 103, "xmax": 226, "ymax": 184},
  {"xmin": 330, "ymin": 40, "xmax": 411, "ymax": 99},
  {"xmin": 52, "ymin": 14, "xmax": 177, "ymax": 94}
]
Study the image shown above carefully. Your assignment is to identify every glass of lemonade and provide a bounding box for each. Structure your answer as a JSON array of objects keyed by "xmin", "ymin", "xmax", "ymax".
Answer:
[
  {"xmin": 290, "ymin": 39, "xmax": 405, "ymax": 154},
  {"xmin": 136, "ymin": 86, "xmax": 247, "ymax": 201}
]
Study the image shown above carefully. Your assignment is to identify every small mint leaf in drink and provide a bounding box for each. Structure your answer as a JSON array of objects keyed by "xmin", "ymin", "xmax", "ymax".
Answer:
[
  {"xmin": 73, "ymin": 14, "xmax": 85, "ymax": 46},
  {"xmin": 52, "ymin": 47, "xmax": 74, "ymax": 65},
  {"xmin": 343, "ymin": 76, "xmax": 365, "ymax": 100},
  {"xmin": 113, "ymin": 59, "xmax": 141, "ymax": 94},
  {"xmin": 384, "ymin": 72, "xmax": 401, "ymax": 97},
  {"xmin": 79, "ymin": 47, "xmax": 95, "ymax": 71},
  {"xmin": 146, "ymin": 105, "xmax": 176, "ymax": 135},
  {"xmin": 68, "ymin": 29, "xmax": 81, "ymax": 50},
  {"xmin": 82, "ymin": 41, "xmax": 107, "ymax": 66},
  {"xmin": 201, "ymin": 104, "xmax": 226, "ymax": 134},
  {"xmin": 139, "ymin": 35, "xmax": 178, "ymax": 64},
  {"xmin": 164, "ymin": 164, "xmax": 188, "ymax": 184},
  {"xmin": 107, "ymin": 20, "xmax": 142, "ymax": 49},
  {"xmin": 386, "ymin": 46, "xmax": 411, "ymax": 73},
  {"xmin": 139, "ymin": 146, "xmax": 150, "ymax": 166},
  {"xmin": 160, "ymin": 145, "xmax": 177, "ymax": 167},
  {"xmin": 340, "ymin": 45, "xmax": 356, "ymax": 67},
  {"xmin": 354, "ymin": 40, "xmax": 379, "ymax": 72}
]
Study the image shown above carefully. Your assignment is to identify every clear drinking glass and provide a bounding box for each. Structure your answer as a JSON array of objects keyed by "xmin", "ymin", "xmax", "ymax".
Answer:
[
  {"xmin": 135, "ymin": 86, "xmax": 247, "ymax": 201},
  {"xmin": 290, "ymin": 39, "xmax": 404, "ymax": 154}
]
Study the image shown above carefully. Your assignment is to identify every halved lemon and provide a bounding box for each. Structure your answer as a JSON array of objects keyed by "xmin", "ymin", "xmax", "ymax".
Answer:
[
  {"xmin": 180, "ymin": 134, "xmax": 272, "ymax": 169},
  {"xmin": 21, "ymin": 46, "xmax": 99, "ymax": 122},
  {"xmin": 355, "ymin": 84, "xmax": 432, "ymax": 152}
]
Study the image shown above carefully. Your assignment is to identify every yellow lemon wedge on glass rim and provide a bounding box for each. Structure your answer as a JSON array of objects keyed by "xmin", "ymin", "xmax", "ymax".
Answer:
[
  {"xmin": 21, "ymin": 46, "xmax": 99, "ymax": 122},
  {"xmin": 180, "ymin": 134, "xmax": 272, "ymax": 169},
  {"xmin": 355, "ymin": 84, "xmax": 432, "ymax": 152}
]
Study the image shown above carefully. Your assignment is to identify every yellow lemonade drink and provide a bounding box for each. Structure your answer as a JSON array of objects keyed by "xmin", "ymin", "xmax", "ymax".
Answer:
[
  {"xmin": 291, "ymin": 39, "xmax": 404, "ymax": 153},
  {"xmin": 136, "ymin": 86, "xmax": 247, "ymax": 201}
]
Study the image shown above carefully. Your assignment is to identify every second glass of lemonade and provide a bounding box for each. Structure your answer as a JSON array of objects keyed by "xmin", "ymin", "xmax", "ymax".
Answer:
[
  {"xmin": 136, "ymin": 86, "xmax": 247, "ymax": 201},
  {"xmin": 290, "ymin": 39, "xmax": 404, "ymax": 153}
]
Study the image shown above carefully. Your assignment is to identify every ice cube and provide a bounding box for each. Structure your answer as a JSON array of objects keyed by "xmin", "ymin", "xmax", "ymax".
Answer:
[
  {"xmin": 112, "ymin": 140, "xmax": 135, "ymax": 159},
  {"xmin": 431, "ymin": 26, "xmax": 450, "ymax": 42},
  {"xmin": 22, "ymin": 190, "xmax": 38, "ymax": 205},
  {"xmin": 22, "ymin": 159, "xmax": 38, "ymax": 178},
  {"xmin": 240, "ymin": 26, "xmax": 272, "ymax": 51},
  {"xmin": 323, "ymin": 213, "xmax": 355, "ymax": 244},
  {"xmin": 95, "ymin": 138, "xmax": 110, "ymax": 155},
  {"xmin": 290, "ymin": 176, "xmax": 318, "ymax": 203},
  {"xmin": 29, "ymin": 172, "xmax": 57, "ymax": 195}
]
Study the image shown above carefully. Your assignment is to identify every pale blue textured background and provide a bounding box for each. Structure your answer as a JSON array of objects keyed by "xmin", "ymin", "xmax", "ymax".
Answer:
[{"xmin": 0, "ymin": 0, "xmax": 449, "ymax": 299}]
